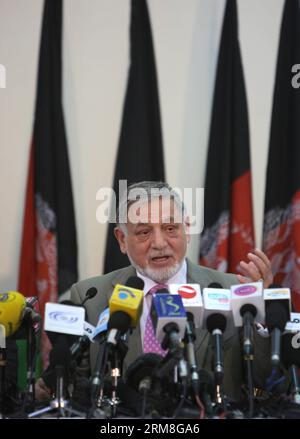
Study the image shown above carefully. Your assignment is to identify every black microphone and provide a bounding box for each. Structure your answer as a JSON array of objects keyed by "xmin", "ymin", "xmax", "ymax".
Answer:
[
  {"xmin": 22, "ymin": 307, "xmax": 42, "ymax": 325},
  {"xmin": 68, "ymin": 289, "xmax": 99, "ymax": 361},
  {"xmin": 43, "ymin": 335, "xmax": 73, "ymax": 391},
  {"xmin": 106, "ymin": 311, "xmax": 131, "ymax": 345},
  {"xmin": 126, "ymin": 353, "xmax": 163, "ymax": 394},
  {"xmin": 43, "ymin": 300, "xmax": 85, "ymax": 392},
  {"xmin": 125, "ymin": 353, "xmax": 166, "ymax": 416},
  {"xmin": 184, "ymin": 312, "xmax": 199, "ymax": 393},
  {"xmin": 126, "ymin": 276, "xmax": 145, "ymax": 290},
  {"xmin": 281, "ymin": 332, "xmax": 300, "ymax": 404},
  {"xmin": 206, "ymin": 313, "xmax": 227, "ymax": 386},
  {"xmin": 82, "ymin": 287, "xmax": 98, "ymax": 306},
  {"xmin": 90, "ymin": 276, "xmax": 145, "ymax": 410},
  {"xmin": 240, "ymin": 304, "xmax": 257, "ymax": 358},
  {"xmin": 90, "ymin": 311, "xmax": 132, "ymax": 403},
  {"xmin": 266, "ymin": 301, "xmax": 289, "ymax": 367}
]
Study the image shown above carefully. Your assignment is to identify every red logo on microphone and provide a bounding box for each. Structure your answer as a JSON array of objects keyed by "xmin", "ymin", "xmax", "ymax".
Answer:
[{"xmin": 177, "ymin": 285, "xmax": 197, "ymax": 299}]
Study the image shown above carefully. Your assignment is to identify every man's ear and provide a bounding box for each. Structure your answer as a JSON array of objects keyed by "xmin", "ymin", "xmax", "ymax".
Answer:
[{"xmin": 114, "ymin": 227, "xmax": 127, "ymax": 254}]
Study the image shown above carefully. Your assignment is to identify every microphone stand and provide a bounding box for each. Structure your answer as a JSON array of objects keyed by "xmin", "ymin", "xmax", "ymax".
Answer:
[
  {"xmin": 28, "ymin": 365, "xmax": 85, "ymax": 418},
  {"xmin": 242, "ymin": 311, "xmax": 255, "ymax": 418},
  {"xmin": 89, "ymin": 335, "xmax": 128, "ymax": 418},
  {"xmin": 107, "ymin": 336, "xmax": 128, "ymax": 418},
  {"xmin": 89, "ymin": 340, "xmax": 110, "ymax": 417},
  {"xmin": 23, "ymin": 320, "xmax": 37, "ymax": 413}
]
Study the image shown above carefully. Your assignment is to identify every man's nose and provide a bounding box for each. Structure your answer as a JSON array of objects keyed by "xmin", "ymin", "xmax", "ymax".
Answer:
[{"xmin": 151, "ymin": 229, "xmax": 167, "ymax": 249}]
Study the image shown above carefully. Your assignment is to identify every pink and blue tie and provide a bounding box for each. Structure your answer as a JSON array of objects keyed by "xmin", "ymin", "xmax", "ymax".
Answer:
[{"xmin": 143, "ymin": 284, "xmax": 168, "ymax": 356}]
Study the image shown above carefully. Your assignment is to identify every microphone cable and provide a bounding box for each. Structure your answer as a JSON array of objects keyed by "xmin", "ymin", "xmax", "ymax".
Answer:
[
  {"xmin": 171, "ymin": 378, "xmax": 188, "ymax": 419},
  {"xmin": 194, "ymin": 393, "xmax": 205, "ymax": 419}
]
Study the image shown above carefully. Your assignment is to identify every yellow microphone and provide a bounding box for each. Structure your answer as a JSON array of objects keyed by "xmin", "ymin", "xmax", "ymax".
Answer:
[
  {"xmin": 0, "ymin": 291, "xmax": 26, "ymax": 336},
  {"xmin": 109, "ymin": 277, "xmax": 144, "ymax": 328}
]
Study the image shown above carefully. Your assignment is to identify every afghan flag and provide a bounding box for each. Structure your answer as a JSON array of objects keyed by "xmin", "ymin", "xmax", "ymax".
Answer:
[
  {"xmin": 199, "ymin": 0, "xmax": 255, "ymax": 274},
  {"xmin": 263, "ymin": 0, "xmax": 300, "ymax": 311},
  {"xmin": 104, "ymin": 0, "xmax": 165, "ymax": 274},
  {"xmin": 18, "ymin": 0, "xmax": 78, "ymax": 365}
]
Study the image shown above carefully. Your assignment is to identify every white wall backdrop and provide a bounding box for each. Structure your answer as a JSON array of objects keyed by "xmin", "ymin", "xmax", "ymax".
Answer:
[{"xmin": 0, "ymin": 0, "xmax": 284, "ymax": 291}]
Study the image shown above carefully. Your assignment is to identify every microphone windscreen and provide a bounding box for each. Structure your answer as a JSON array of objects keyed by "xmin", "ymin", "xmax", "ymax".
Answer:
[
  {"xmin": 125, "ymin": 353, "xmax": 163, "ymax": 392},
  {"xmin": 155, "ymin": 288, "xmax": 169, "ymax": 295},
  {"xmin": 206, "ymin": 313, "xmax": 227, "ymax": 333},
  {"xmin": 0, "ymin": 291, "xmax": 26, "ymax": 336},
  {"xmin": 207, "ymin": 282, "xmax": 223, "ymax": 288},
  {"xmin": 50, "ymin": 335, "xmax": 72, "ymax": 367},
  {"xmin": 125, "ymin": 276, "xmax": 145, "ymax": 290},
  {"xmin": 266, "ymin": 301, "xmax": 289, "ymax": 331},
  {"xmin": 108, "ymin": 310, "xmax": 131, "ymax": 333},
  {"xmin": 240, "ymin": 303, "xmax": 257, "ymax": 318},
  {"xmin": 85, "ymin": 287, "xmax": 97, "ymax": 300},
  {"xmin": 43, "ymin": 335, "xmax": 73, "ymax": 390}
]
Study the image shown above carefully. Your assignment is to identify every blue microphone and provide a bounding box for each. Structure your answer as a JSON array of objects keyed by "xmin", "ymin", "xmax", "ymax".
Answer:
[{"xmin": 151, "ymin": 294, "xmax": 187, "ymax": 350}]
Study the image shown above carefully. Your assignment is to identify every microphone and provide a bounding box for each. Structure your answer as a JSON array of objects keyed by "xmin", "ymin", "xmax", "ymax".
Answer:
[
  {"xmin": 43, "ymin": 335, "xmax": 73, "ymax": 391},
  {"xmin": 91, "ymin": 277, "xmax": 145, "ymax": 410},
  {"xmin": 22, "ymin": 297, "xmax": 42, "ymax": 335},
  {"xmin": 206, "ymin": 313, "xmax": 227, "ymax": 386},
  {"xmin": 69, "ymin": 321, "xmax": 96, "ymax": 360},
  {"xmin": 203, "ymin": 282, "xmax": 230, "ymax": 399},
  {"xmin": 240, "ymin": 304, "xmax": 257, "ymax": 358},
  {"xmin": 150, "ymin": 293, "xmax": 187, "ymax": 349},
  {"xmin": 230, "ymin": 282, "xmax": 265, "ymax": 357},
  {"xmin": 43, "ymin": 300, "xmax": 86, "ymax": 391},
  {"xmin": 264, "ymin": 286, "xmax": 291, "ymax": 366},
  {"xmin": 45, "ymin": 299, "xmax": 82, "ymax": 346},
  {"xmin": 0, "ymin": 291, "xmax": 26, "ymax": 336},
  {"xmin": 125, "ymin": 353, "xmax": 168, "ymax": 417},
  {"xmin": 106, "ymin": 311, "xmax": 131, "ymax": 346},
  {"xmin": 202, "ymin": 283, "xmax": 232, "ymax": 332},
  {"xmin": 169, "ymin": 283, "xmax": 204, "ymax": 328},
  {"xmin": 184, "ymin": 312, "xmax": 199, "ymax": 393},
  {"xmin": 109, "ymin": 276, "xmax": 144, "ymax": 329},
  {"xmin": 281, "ymin": 332, "xmax": 300, "ymax": 404},
  {"xmin": 230, "ymin": 282, "xmax": 265, "ymax": 326},
  {"xmin": 82, "ymin": 287, "xmax": 97, "ymax": 306},
  {"xmin": 126, "ymin": 353, "xmax": 163, "ymax": 394}
]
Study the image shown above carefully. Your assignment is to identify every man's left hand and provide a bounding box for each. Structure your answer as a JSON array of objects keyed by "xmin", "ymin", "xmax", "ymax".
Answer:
[{"xmin": 237, "ymin": 248, "xmax": 273, "ymax": 288}]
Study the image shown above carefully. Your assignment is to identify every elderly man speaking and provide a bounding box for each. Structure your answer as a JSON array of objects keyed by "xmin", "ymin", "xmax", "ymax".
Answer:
[{"xmin": 36, "ymin": 181, "xmax": 273, "ymax": 403}]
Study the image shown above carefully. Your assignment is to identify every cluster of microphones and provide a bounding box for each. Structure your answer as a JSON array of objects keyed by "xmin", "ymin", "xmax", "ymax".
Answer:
[{"xmin": 0, "ymin": 278, "xmax": 300, "ymax": 418}]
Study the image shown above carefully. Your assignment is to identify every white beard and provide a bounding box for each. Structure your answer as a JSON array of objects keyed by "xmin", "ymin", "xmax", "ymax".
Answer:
[{"xmin": 127, "ymin": 254, "xmax": 182, "ymax": 283}]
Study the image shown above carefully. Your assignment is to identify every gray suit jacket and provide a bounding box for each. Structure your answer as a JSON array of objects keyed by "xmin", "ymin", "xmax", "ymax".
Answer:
[{"xmin": 71, "ymin": 259, "xmax": 271, "ymax": 400}]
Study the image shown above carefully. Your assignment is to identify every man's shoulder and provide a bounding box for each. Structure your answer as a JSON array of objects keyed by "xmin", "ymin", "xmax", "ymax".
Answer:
[
  {"xmin": 187, "ymin": 259, "xmax": 238, "ymax": 288},
  {"xmin": 71, "ymin": 265, "xmax": 136, "ymax": 299}
]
